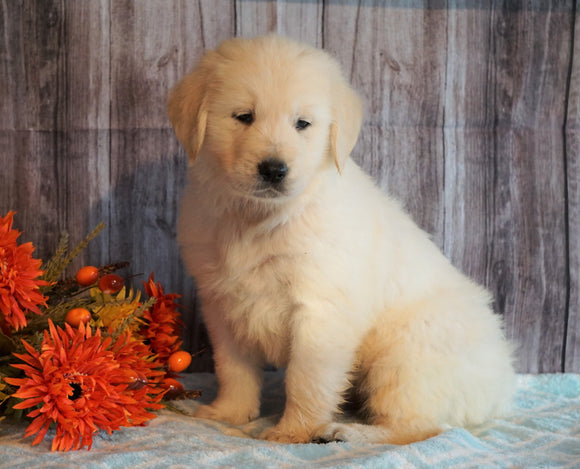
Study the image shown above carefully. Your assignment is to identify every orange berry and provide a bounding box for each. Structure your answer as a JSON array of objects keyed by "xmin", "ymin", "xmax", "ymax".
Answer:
[
  {"xmin": 65, "ymin": 308, "xmax": 92, "ymax": 327},
  {"xmin": 163, "ymin": 377, "xmax": 184, "ymax": 391},
  {"xmin": 123, "ymin": 369, "xmax": 147, "ymax": 391},
  {"xmin": 75, "ymin": 266, "xmax": 99, "ymax": 286},
  {"xmin": 98, "ymin": 274, "xmax": 124, "ymax": 294},
  {"xmin": 162, "ymin": 377, "xmax": 184, "ymax": 399},
  {"xmin": 168, "ymin": 350, "xmax": 192, "ymax": 373}
]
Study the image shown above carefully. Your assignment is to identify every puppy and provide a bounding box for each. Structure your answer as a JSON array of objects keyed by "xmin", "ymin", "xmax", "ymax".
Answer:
[{"xmin": 168, "ymin": 35, "xmax": 515, "ymax": 444}]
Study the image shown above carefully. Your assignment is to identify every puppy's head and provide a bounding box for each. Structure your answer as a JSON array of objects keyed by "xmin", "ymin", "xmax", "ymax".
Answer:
[{"xmin": 168, "ymin": 35, "xmax": 362, "ymax": 202}]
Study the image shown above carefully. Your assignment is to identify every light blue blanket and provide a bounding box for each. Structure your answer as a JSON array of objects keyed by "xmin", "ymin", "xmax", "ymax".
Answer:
[{"xmin": 1, "ymin": 372, "xmax": 579, "ymax": 468}]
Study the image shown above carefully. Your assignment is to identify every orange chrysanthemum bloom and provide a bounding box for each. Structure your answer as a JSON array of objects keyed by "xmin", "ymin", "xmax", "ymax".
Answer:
[
  {"xmin": 6, "ymin": 321, "xmax": 165, "ymax": 451},
  {"xmin": 109, "ymin": 334, "xmax": 166, "ymax": 426},
  {"xmin": 0, "ymin": 211, "xmax": 49, "ymax": 333},
  {"xmin": 141, "ymin": 274, "xmax": 183, "ymax": 363}
]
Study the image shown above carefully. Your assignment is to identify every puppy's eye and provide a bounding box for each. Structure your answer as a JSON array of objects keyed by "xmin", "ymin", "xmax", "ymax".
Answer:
[
  {"xmin": 233, "ymin": 112, "xmax": 255, "ymax": 125},
  {"xmin": 295, "ymin": 119, "xmax": 311, "ymax": 131}
]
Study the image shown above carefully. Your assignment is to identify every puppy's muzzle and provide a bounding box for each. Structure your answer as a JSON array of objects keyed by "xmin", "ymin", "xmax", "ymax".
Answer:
[{"xmin": 255, "ymin": 158, "xmax": 288, "ymax": 198}]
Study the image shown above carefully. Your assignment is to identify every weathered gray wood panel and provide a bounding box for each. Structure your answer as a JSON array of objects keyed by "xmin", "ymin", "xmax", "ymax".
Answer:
[
  {"xmin": 442, "ymin": 5, "xmax": 572, "ymax": 373},
  {"xmin": 0, "ymin": 0, "xmax": 577, "ymax": 373},
  {"xmin": 0, "ymin": 0, "xmax": 112, "ymax": 267},
  {"xmin": 236, "ymin": 0, "xmax": 323, "ymax": 45}
]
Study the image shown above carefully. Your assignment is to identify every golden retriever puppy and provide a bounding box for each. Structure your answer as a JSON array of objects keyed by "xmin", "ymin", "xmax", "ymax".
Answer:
[{"xmin": 168, "ymin": 35, "xmax": 515, "ymax": 445}]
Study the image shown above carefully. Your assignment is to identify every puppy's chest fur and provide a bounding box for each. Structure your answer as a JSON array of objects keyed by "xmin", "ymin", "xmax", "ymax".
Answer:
[{"xmin": 202, "ymin": 219, "xmax": 306, "ymax": 366}]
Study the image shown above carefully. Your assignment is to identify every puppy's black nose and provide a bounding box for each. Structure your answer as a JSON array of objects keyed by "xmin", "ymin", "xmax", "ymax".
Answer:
[{"xmin": 258, "ymin": 158, "xmax": 288, "ymax": 184}]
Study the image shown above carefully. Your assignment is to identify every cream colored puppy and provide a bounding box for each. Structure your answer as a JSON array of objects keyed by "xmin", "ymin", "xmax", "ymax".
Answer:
[{"xmin": 169, "ymin": 35, "xmax": 515, "ymax": 445}]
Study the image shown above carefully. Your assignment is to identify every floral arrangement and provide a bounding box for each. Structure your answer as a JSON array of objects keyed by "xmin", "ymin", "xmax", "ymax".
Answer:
[{"xmin": 0, "ymin": 211, "xmax": 200, "ymax": 451}]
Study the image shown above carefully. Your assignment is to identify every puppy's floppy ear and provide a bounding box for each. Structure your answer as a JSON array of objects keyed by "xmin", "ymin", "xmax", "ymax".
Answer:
[
  {"xmin": 167, "ymin": 55, "xmax": 214, "ymax": 163},
  {"xmin": 330, "ymin": 83, "xmax": 363, "ymax": 173}
]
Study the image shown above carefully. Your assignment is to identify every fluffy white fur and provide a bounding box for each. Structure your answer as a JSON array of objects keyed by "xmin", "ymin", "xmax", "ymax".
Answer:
[{"xmin": 168, "ymin": 35, "xmax": 515, "ymax": 445}]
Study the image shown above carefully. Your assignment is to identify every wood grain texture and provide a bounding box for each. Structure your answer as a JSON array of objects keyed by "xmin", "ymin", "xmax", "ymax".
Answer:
[
  {"xmin": 235, "ymin": 0, "xmax": 323, "ymax": 45},
  {"xmin": 1, "ymin": 0, "xmax": 64, "ymax": 131},
  {"xmin": 0, "ymin": 0, "xmax": 578, "ymax": 373},
  {"xmin": 110, "ymin": 0, "xmax": 234, "ymax": 130},
  {"xmin": 564, "ymin": 9, "xmax": 580, "ymax": 372},
  {"xmin": 0, "ymin": 1, "xmax": 111, "ymax": 269}
]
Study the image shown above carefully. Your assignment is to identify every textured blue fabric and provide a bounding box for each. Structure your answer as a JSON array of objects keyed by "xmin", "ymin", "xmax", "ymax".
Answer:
[{"xmin": 1, "ymin": 372, "xmax": 579, "ymax": 468}]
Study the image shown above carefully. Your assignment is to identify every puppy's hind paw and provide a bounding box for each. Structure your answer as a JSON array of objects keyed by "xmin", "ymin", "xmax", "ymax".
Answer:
[
  {"xmin": 311, "ymin": 435, "xmax": 343, "ymax": 444},
  {"xmin": 194, "ymin": 404, "xmax": 221, "ymax": 421},
  {"xmin": 260, "ymin": 424, "xmax": 312, "ymax": 444}
]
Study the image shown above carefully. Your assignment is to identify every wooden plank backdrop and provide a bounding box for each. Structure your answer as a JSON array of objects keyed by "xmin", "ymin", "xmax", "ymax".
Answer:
[{"xmin": 0, "ymin": 0, "xmax": 578, "ymax": 373}]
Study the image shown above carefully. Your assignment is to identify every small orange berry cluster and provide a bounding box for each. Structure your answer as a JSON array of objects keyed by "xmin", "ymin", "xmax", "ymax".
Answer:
[
  {"xmin": 64, "ymin": 266, "xmax": 125, "ymax": 327},
  {"xmin": 65, "ymin": 267, "xmax": 194, "ymax": 378}
]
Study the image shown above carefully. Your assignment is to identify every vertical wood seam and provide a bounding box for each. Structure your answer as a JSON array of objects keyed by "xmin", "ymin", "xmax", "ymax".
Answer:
[
  {"xmin": 441, "ymin": 1, "xmax": 449, "ymax": 255},
  {"xmin": 234, "ymin": 0, "xmax": 238, "ymax": 36},
  {"xmin": 321, "ymin": 0, "xmax": 326, "ymax": 49},
  {"xmin": 107, "ymin": 0, "xmax": 113, "ymax": 261},
  {"xmin": 60, "ymin": 0, "xmax": 68, "ymax": 229},
  {"xmin": 348, "ymin": 1, "xmax": 361, "ymax": 83},
  {"xmin": 561, "ymin": 0, "xmax": 577, "ymax": 372},
  {"xmin": 487, "ymin": 3, "xmax": 500, "ymax": 318},
  {"xmin": 197, "ymin": 1, "xmax": 206, "ymax": 49}
]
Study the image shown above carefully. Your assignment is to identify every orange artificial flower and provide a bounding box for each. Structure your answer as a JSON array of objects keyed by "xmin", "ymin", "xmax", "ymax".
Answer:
[
  {"xmin": 0, "ymin": 211, "xmax": 49, "ymax": 333},
  {"xmin": 6, "ymin": 320, "xmax": 165, "ymax": 451},
  {"xmin": 109, "ymin": 333, "xmax": 166, "ymax": 426},
  {"xmin": 141, "ymin": 274, "xmax": 183, "ymax": 363}
]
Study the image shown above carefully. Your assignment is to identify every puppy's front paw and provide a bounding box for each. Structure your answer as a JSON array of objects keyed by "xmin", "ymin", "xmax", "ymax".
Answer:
[
  {"xmin": 314, "ymin": 423, "xmax": 357, "ymax": 443},
  {"xmin": 194, "ymin": 402, "xmax": 259, "ymax": 426},
  {"xmin": 314, "ymin": 422, "xmax": 391, "ymax": 444},
  {"xmin": 260, "ymin": 424, "xmax": 312, "ymax": 444}
]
